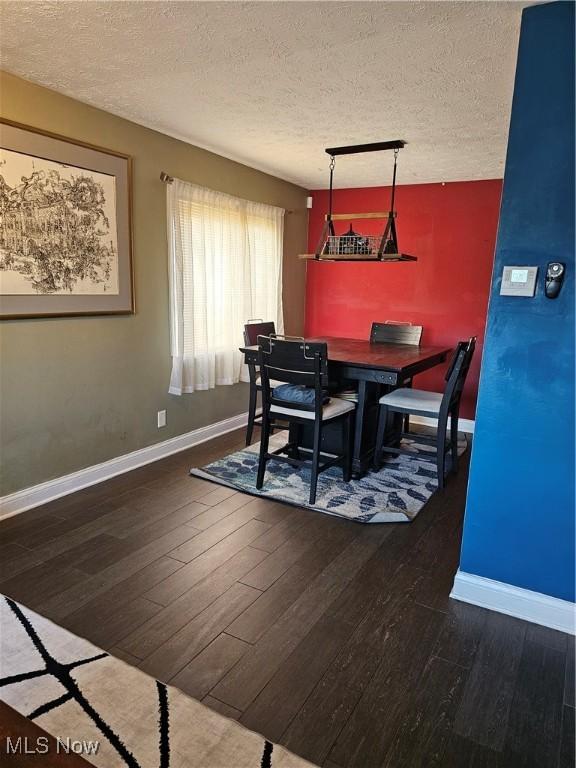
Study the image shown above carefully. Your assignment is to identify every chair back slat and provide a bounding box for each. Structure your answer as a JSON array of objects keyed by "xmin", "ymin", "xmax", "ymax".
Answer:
[
  {"xmin": 258, "ymin": 337, "xmax": 329, "ymax": 418},
  {"xmin": 370, "ymin": 322, "xmax": 423, "ymax": 346},
  {"xmin": 259, "ymin": 337, "xmax": 328, "ymax": 387},
  {"xmin": 442, "ymin": 337, "xmax": 476, "ymax": 412},
  {"xmin": 444, "ymin": 341, "xmax": 466, "ymax": 383},
  {"xmin": 244, "ymin": 321, "xmax": 276, "ymax": 346}
]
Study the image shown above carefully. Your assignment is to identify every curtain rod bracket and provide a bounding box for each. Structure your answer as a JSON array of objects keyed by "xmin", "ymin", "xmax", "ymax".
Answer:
[{"xmin": 160, "ymin": 172, "xmax": 174, "ymax": 184}]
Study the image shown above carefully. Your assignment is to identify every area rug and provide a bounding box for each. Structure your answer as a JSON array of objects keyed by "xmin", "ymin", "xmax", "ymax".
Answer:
[
  {"xmin": 0, "ymin": 595, "xmax": 316, "ymax": 767},
  {"xmin": 190, "ymin": 433, "xmax": 468, "ymax": 523}
]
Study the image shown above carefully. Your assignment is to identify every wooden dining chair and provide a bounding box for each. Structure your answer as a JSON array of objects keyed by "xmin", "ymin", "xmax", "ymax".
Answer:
[
  {"xmin": 369, "ymin": 321, "xmax": 423, "ymax": 346},
  {"xmin": 243, "ymin": 320, "xmax": 276, "ymax": 445},
  {"xmin": 370, "ymin": 321, "xmax": 424, "ymax": 430},
  {"xmin": 373, "ymin": 336, "xmax": 476, "ymax": 489},
  {"xmin": 256, "ymin": 336, "xmax": 355, "ymax": 505}
]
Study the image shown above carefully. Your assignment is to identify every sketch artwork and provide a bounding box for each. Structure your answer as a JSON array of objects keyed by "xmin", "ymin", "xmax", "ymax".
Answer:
[{"xmin": 0, "ymin": 148, "xmax": 119, "ymax": 295}]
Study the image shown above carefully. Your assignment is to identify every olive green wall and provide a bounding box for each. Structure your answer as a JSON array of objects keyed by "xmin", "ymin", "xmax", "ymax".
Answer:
[{"xmin": 0, "ymin": 71, "xmax": 309, "ymax": 496}]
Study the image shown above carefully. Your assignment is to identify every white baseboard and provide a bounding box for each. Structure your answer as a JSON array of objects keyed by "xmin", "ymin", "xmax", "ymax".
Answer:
[
  {"xmin": 0, "ymin": 412, "xmax": 248, "ymax": 521},
  {"xmin": 451, "ymin": 570, "xmax": 575, "ymax": 635},
  {"xmin": 411, "ymin": 415, "xmax": 475, "ymax": 434},
  {"xmin": 0, "ymin": 411, "xmax": 474, "ymax": 522}
]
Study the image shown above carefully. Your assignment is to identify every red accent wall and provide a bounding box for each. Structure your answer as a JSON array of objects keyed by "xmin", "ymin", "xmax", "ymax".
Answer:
[{"xmin": 305, "ymin": 180, "xmax": 502, "ymax": 419}]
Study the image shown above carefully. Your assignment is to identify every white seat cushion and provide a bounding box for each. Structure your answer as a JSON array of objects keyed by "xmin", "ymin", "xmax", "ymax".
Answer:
[
  {"xmin": 379, "ymin": 388, "xmax": 443, "ymax": 414},
  {"xmin": 255, "ymin": 375, "xmax": 284, "ymax": 388},
  {"xmin": 271, "ymin": 397, "xmax": 355, "ymax": 421}
]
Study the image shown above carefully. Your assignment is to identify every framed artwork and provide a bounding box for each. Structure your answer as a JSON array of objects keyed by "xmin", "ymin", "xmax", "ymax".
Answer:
[{"xmin": 0, "ymin": 119, "xmax": 134, "ymax": 318}]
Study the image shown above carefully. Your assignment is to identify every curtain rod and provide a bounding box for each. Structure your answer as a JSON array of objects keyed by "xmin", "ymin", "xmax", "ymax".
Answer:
[{"xmin": 159, "ymin": 171, "xmax": 295, "ymax": 213}]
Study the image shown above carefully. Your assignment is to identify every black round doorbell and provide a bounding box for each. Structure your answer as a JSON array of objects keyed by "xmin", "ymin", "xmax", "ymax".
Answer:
[{"xmin": 545, "ymin": 262, "xmax": 565, "ymax": 299}]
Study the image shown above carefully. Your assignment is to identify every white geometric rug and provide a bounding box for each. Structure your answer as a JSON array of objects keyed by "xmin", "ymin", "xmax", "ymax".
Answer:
[{"xmin": 0, "ymin": 595, "xmax": 317, "ymax": 767}]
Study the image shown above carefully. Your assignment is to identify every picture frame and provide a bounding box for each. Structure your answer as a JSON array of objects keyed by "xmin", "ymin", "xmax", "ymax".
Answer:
[{"xmin": 0, "ymin": 119, "xmax": 134, "ymax": 319}]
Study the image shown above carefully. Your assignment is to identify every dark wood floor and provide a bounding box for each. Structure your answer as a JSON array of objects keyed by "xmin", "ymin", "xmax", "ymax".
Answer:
[{"xmin": 0, "ymin": 428, "xmax": 573, "ymax": 768}]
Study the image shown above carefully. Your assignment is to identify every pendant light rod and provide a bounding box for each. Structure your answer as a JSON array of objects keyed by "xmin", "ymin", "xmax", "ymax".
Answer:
[
  {"xmin": 327, "ymin": 155, "xmax": 335, "ymax": 233},
  {"xmin": 390, "ymin": 149, "xmax": 398, "ymax": 214},
  {"xmin": 325, "ymin": 140, "xmax": 405, "ymax": 156},
  {"xmin": 328, "ymin": 156, "xmax": 334, "ymax": 217}
]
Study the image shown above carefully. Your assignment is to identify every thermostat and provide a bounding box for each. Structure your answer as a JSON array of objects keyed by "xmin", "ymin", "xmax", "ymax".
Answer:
[{"xmin": 500, "ymin": 266, "xmax": 538, "ymax": 297}]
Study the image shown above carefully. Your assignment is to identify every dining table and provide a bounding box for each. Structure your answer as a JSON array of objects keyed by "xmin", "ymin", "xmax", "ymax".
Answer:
[{"xmin": 240, "ymin": 336, "xmax": 452, "ymax": 477}]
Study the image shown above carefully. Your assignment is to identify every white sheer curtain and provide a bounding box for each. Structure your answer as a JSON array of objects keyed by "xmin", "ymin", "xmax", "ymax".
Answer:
[{"xmin": 167, "ymin": 179, "xmax": 284, "ymax": 394}]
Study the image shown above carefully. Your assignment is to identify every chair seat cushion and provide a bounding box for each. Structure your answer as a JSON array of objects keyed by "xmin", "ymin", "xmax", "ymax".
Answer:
[
  {"xmin": 379, "ymin": 388, "xmax": 443, "ymax": 414},
  {"xmin": 271, "ymin": 397, "xmax": 355, "ymax": 421},
  {"xmin": 272, "ymin": 383, "xmax": 330, "ymax": 410},
  {"xmin": 255, "ymin": 375, "xmax": 283, "ymax": 388}
]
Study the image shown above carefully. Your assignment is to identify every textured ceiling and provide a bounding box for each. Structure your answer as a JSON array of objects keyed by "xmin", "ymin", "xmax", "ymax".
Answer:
[{"xmin": 0, "ymin": 1, "xmax": 525, "ymax": 188}]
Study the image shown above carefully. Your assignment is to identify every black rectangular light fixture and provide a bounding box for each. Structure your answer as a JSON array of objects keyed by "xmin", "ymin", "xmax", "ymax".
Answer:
[
  {"xmin": 298, "ymin": 139, "xmax": 417, "ymax": 263},
  {"xmin": 325, "ymin": 140, "xmax": 406, "ymax": 156}
]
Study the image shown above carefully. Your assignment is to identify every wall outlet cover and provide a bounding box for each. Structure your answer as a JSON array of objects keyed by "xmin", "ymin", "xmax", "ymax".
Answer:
[{"xmin": 157, "ymin": 410, "xmax": 167, "ymax": 428}]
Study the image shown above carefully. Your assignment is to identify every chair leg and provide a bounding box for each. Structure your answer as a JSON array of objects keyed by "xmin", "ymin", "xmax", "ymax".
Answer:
[
  {"xmin": 436, "ymin": 412, "xmax": 448, "ymax": 490},
  {"xmin": 342, "ymin": 413, "xmax": 352, "ymax": 482},
  {"xmin": 246, "ymin": 383, "xmax": 258, "ymax": 446},
  {"xmin": 294, "ymin": 423, "xmax": 303, "ymax": 460},
  {"xmin": 309, "ymin": 418, "xmax": 322, "ymax": 505},
  {"xmin": 256, "ymin": 412, "xmax": 271, "ymax": 490},
  {"xmin": 404, "ymin": 379, "xmax": 413, "ymax": 433},
  {"xmin": 450, "ymin": 408, "xmax": 459, "ymax": 474},
  {"xmin": 373, "ymin": 405, "xmax": 388, "ymax": 469}
]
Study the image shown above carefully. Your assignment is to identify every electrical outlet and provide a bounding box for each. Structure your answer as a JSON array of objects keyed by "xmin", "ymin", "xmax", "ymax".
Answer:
[{"xmin": 157, "ymin": 410, "xmax": 167, "ymax": 428}]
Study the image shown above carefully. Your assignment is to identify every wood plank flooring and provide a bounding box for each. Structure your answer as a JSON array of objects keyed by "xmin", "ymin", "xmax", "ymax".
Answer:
[{"xmin": 0, "ymin": 428, "xmax": 573, "ymax": 768}]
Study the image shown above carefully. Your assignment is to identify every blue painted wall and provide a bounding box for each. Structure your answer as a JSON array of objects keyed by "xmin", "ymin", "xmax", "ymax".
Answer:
[{"xmin": 459, "ymin": 2, "xmax": 575, "ymax": 602}]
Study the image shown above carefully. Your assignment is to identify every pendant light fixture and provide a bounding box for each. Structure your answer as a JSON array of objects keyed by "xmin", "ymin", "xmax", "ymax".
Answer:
[{"xmin": 299, "ymin": 140, "xmax": 417, "ymax": 262}]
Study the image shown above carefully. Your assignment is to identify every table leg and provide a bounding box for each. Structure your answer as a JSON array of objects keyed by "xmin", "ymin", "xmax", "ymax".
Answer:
[
  {"xmin": 388, "ymin": 411, "xmax": 404, "ymax": 447},
  {"xmin": 288, "ymin": 422, "xmax": 299, "ymax": 458},
  {"xmin": 352, "ymin": 380, "xmax": 368, "ymax": 477}
]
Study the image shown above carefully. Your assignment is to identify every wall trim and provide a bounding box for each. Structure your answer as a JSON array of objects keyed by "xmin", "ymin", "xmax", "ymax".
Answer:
[
  {"xmin": 412, "ymin": 415, "xmax": 475, "ymax": 434},
  {"xmin": 451, "ymin": 570, "xmax": 575, "ymax": 635},
  {"xmin": 0, "ymin": 412, "xmax": 248, "ymax": 521},
  {"xmin": 0, "ymin": 412, "xmax": 473, "ymax": 521}
]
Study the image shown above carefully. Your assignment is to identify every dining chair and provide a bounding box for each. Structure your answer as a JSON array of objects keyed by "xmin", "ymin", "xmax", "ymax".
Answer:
[
  {"xmin": 369, "ymin": 321, "xmax": 423, "ymax": 346},
  {"xmin": 243, "ymin": 320, "xmax": 276, "ymax": 446},
  {"xmin": 373, "ymin": 336, "xmax": 476, "ymax": 489},
  {"xmin": 256, "ymin": 336, "xmax": 355, "ymax": 505},
  {"xmin": 370, "ymin": 321, "xmax": 424, "ymax": 430}
]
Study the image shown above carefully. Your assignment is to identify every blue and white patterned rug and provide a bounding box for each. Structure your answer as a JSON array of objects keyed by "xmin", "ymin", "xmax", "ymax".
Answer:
[{"xmin": 190, "ymin": 434, "xmax": 468, "ymax": 523}]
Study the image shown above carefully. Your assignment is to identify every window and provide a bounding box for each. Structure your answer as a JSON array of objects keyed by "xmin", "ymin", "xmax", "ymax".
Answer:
[{"xmin": 167, "ymin": 179, "xmax": 284, "ymax": 394}]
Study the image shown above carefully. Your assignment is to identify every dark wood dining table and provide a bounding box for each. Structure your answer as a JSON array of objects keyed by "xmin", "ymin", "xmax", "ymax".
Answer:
[{"xmin": 240, "ymin": 336, "xmax": 452, "ymax": 477}]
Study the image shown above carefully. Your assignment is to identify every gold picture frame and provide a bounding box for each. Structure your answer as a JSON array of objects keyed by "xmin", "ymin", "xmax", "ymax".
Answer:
[{"xmin": 0, "ymin": 119, "xmax": 134, "ymax": 319}]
